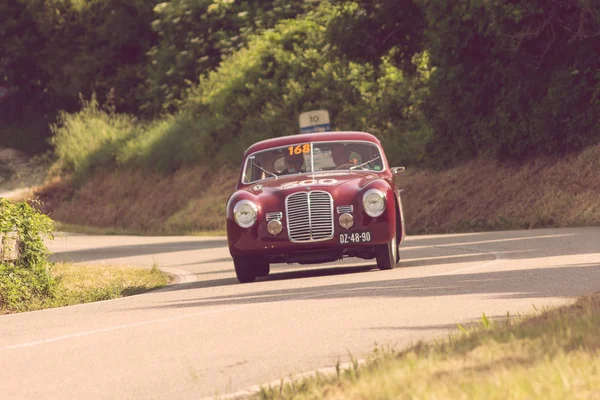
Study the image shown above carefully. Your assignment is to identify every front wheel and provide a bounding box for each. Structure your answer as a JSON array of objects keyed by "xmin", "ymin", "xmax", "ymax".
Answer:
[
  {"xmin": 233, "ymin": 256, "xmax": 257, "ymax": 283},
  {"xmin": 375, "ymin": 234, "xmax": 397, "ymax": 270},
  {"xmin": 255, "ymin": 259, "xmax": 270, "ymax": 277}
]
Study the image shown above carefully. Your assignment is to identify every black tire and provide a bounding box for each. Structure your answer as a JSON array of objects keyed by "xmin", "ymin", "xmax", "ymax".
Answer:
[
  {"xmin": 375, "ymin": 233, "xmax": 397, "ymax": 270},
  {"xmin": 233, "ymin": 256, "xmax": 257, "ymax": 283},
  {"xmin": 255, "ymin": 259, "xmax": 270, "ymax": 277}
]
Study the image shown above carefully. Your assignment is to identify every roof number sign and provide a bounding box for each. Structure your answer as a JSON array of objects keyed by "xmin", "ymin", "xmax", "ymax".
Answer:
[{"xmin": 299, "ymin": 110, "xmax": 330, "ymax": 134}]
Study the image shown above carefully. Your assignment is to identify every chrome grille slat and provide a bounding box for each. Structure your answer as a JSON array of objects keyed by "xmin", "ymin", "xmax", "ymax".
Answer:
[{"xmin": 285, "ymin": 191, "xmax": 334, "ymax": 242}]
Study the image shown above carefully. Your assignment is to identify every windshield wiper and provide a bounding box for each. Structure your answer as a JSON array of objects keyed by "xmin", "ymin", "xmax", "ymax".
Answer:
[
  {"xmin": 350, "ymin": 155, "xmax": 381, "ymax": 171},
  {"xmin": 252, "ymin": 162, "xmax": 278, "ymax": 179}
]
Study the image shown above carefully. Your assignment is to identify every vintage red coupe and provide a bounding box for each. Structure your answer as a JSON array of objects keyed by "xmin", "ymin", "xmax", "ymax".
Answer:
[{"xmin": 226, "ymin": 131, "xmax": 406, "ymax": 283}]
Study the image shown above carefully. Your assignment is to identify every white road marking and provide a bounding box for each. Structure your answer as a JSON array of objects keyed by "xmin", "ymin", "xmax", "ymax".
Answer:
[{"xmin": 403, "ymin": 233, "xmax": 576, "ymax": 248}]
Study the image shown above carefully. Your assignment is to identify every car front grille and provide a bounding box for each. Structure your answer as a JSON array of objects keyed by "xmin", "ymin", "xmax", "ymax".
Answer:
[{"xmin": 285, "ymin": 191, "xmax": 334, "ymax": 242}]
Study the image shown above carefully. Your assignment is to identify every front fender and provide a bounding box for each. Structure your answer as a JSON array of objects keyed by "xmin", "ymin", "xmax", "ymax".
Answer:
[
  {"xmin": 226, "ymin": 191, "xmax": 262, "ymax": 252},
  {"xmin": 361, "ymin": 179, "xmax": 397, "ymax": 243}
]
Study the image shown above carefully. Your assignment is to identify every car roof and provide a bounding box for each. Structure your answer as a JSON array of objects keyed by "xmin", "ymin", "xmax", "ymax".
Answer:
[{"xmin": 244, "ymin": 131, "xmax": 382, "ymax": 156}]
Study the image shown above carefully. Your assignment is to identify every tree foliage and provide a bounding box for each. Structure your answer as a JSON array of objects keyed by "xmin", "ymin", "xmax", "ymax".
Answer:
[
  {"xmin": 2, "ymin": 0, "xmax": 599, "ymax": 168},
  {"xmin": 0, "ymin": 0, "xmax": 157, "ymax": 120},
  {"xmin": 143, "ymin": 0, "xmax": 314, "ymax": 115},
  {"xmin": 418, "ymin": 0, "xmax": 600, "ymax": 164},
  {"xmin": 325, "ymin": 0, "xmax": 424, "ymax": 70}
]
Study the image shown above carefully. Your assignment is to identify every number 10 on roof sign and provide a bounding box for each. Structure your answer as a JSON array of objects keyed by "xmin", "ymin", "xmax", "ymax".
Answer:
[{"xmin": 299, "ymin": 110, "xmax": 331, "ymax": 134}]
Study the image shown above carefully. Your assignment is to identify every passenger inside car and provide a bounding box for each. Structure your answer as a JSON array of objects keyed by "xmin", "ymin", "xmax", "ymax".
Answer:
[{"xmin": 331, "ymin": 143, "xmax": 351, "ymax": 168}]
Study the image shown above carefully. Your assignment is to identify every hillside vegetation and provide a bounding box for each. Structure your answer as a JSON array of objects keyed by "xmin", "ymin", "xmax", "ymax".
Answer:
[
  {"xmin": 1, "ymin": 1, "xmax": 599, "ymax": 233},
  {"xmin": 36, "ymin": 143, "xmax": 600, "ymax": 235},
  {"xmin": 2, "ymin": 1, "xmax": 598, "ymax": 166}
]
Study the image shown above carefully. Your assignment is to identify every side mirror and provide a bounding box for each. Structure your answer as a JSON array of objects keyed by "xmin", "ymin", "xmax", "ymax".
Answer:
[{"xmin": 391, "ymin": 166, "xmax": 405, "ymax": 174}]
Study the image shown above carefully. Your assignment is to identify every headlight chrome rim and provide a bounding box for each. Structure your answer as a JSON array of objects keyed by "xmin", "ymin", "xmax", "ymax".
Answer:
[
  {"xmin": 267, "ymin": 219, "xmax": 283, "ymax": 235},
  {"xmin": 233, "ymin": 200, "xmax": 258, "ymax": 228},
  {"xmin": 339, "ymin": 213, "xmax": 354, "ymax": 229},
  {"xmin": 362, "ymin": 189, "xmax": 386, "ymax": 217}
]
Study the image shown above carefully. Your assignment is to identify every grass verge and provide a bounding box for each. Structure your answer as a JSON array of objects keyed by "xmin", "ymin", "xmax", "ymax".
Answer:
[
  {"xmin": 256, "ymin": 293, "xmax": 600, "ymax": 399},
  {"xmin": 1, "ymin": 263, "xmax": 169, "ymax": 314}
]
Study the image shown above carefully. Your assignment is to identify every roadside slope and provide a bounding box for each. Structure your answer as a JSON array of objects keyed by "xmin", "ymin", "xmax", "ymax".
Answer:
[
  {"xmin": 0, "ymin": 148, "xmax": 48, "ymax": 199},
  {"xmin": 35, "ymin": 144, "xmax": 600, "ymax": 235}
]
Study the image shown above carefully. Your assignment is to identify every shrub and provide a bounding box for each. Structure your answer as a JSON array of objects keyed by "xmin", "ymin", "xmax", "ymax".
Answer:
[
  {"xmin": 125, "ymin": 5, "xmax": 431, "ymax": 170},
  {"xmin": 0, "ymin": 199, "xmax": 57, "ymax": 312},
  {"xmin": 51, "ymin": 3, "xmax": 434, "ymax": 174},
  {"xmin": 50, "ymin": 95, "xmax": 143, "ymax": 181}
]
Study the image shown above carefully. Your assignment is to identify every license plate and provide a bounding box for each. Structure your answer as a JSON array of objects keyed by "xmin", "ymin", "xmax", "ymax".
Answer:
[{"xmin": 339, "ymin": 232, "xmax": 371, "ymax": 244}]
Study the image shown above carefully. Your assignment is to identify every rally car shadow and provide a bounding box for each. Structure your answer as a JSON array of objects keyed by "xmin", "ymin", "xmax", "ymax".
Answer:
[
  {"xmin": 156, "ymin": 248, "xmax": 500, "ymax": 293},
  {"xmin": 150, "ymin": 263, "xmax": 599, "ymax": 310},
  {"xmin": 158, "ymin": 264, "xmax": 380, "ymax": 292},
  {"xmin": 259, "ymin": 263, "xmax": 377, "ymax": 282},
  {"xmin": 50, "ymin": 239, "xmax": 228, "ymax": 263}
]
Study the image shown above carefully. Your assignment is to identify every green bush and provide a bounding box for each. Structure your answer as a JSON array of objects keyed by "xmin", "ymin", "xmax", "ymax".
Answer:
[
  {"xmin": 0, "ymin": 199, "xmax": 57, "ymax": 312},
  {"xmin": 53, "ymin": 5, "xmax": 432, "ymax": 174},
  {"xmin": 44, "ymin": 0, "xmax": 600, "ymax": 176},
  {"xmin": 50, "ymin": 96, "xmax": 143, "ymax": 180},
  {"xmin": 123, "ymin": 5, "xmax": 431, "ymax": 170}
]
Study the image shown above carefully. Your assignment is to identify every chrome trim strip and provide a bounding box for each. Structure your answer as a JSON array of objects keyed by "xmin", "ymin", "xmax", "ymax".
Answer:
[
  {"xmin": 266, "ymin": 212, "xmax": 283, "ymax": 222},
  {"xmin": 336, "ymin": 205, "xmax": 354, "ymax": 214}
]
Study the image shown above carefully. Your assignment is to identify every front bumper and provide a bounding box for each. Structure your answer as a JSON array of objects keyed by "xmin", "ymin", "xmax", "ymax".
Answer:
[{"xmin": 227, "ymin": 213, "xmax": 395, "ymax": 261}]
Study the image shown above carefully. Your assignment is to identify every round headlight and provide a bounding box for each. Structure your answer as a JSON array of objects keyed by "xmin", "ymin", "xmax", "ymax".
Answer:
[
  {"xmin": 339, "ymin": 213, "xmax": 354, "ymax": 229},
  {"xmin": 267, "ymin": 219, "xmax": 283, "ymax": 235},
  {"xmin": 362, "ymin": 189, "xmax": 386, "ymax": 217},
  {"xmin": 233, "ymin": 200, "xmax": 258, "ymax": 228}
]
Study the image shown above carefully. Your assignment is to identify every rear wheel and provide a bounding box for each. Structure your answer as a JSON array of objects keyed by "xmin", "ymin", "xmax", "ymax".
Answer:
[
  {"xmin": 375, "ymin": 233, "xmax": 397, "ymax": 270},
  {"xmin": 233, "ymin": 256, "xmax": 257, "ymax": 283}
]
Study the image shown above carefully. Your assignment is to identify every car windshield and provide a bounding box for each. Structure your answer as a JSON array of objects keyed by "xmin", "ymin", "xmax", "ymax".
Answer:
[{"xmin": 242, "ymin": 141, "xmax": 384, "ymax": 184}]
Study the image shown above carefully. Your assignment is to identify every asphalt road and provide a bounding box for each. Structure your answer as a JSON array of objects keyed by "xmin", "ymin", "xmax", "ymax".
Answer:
[{"xmin": 1, "ymin": 227, "xmax": 599, "ymax": 399}]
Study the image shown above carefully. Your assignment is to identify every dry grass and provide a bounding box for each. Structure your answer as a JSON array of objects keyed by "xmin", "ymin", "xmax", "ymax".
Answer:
[
  {"xmin": 400, "ymin": 144, "xmax": 600, "ymax": 234},
  {"xmin": 36, "ymin": 166, "xmax": 237, "ymax": 234},
  {"xmin": 35, "ymin": 144, "xmax": 600, "ymax": 235},
  {"xmin": 255, "ymin": 293, "xmax": 600, "ymax": 400}
]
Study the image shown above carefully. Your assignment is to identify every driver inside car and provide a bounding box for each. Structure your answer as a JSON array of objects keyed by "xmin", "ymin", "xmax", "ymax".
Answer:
[{"xmin": 279, "ymin": 152, "xmax": 304, "ymax": 175}]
